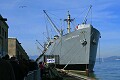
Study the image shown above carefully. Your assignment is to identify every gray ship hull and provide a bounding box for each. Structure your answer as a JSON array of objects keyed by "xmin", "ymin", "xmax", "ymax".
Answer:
[{"xmin": 44, "ymin": 24, "xmax": 100, "ymax": 71}]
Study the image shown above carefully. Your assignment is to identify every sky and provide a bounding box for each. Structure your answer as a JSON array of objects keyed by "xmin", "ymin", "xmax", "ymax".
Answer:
[{"xmin": 0, "ymin": 0, "xmax": 120, "ymax": 58}]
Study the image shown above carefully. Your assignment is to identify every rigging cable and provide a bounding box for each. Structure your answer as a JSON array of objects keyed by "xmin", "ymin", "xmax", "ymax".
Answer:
[
  {"xmin": 60, "ymin": 34, "xmax": 83, "ymax": 62},
  {"xmin": 62, "ymin": 42, "xmax": 86, "ymax": 70},
  {"xmin": 58, "ymin": 26, "xmax": 88, "ymax": 65},
  {"xmin": 44, "ymin": 13, "xmax": 50, "ymax": 41}
]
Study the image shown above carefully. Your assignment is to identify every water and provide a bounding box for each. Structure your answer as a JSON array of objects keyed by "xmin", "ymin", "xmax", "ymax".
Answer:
[{"xmin": 93, "ymin": 60, "xmax": 120, "ymax": 80}]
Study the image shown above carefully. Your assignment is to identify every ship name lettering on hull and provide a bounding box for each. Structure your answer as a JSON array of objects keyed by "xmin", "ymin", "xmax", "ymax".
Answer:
[{"xmin": 64, "ymin": 35, "xmax": 79, "ymax": 41}]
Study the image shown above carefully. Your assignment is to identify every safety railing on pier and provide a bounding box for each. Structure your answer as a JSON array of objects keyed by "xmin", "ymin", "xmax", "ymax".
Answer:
[{"xmin": 24, "ymin": 69, "xmax": 41, "ymax": 80}]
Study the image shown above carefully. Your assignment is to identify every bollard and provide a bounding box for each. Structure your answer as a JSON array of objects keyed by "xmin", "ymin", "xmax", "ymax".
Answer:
[{"xmin": 86, "ymin": 69, "xmax": 89, "ymax": 77}]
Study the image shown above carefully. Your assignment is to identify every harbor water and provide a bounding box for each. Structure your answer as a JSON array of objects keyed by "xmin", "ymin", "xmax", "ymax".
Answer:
[{"xmin": 93, "ymin": 60, "xmax": 120, "ymax": 80}]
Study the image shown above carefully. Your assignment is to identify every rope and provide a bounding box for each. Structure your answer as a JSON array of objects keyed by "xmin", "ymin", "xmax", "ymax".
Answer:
[
  {"xmin": 59, "ymin": 36, "xmax": 81, "ymax": 61},
  {"xmin": 62, "ymin": 45, "xmax": 84, "ymax": 70},
  {"xmin": 61, "ymin": 37, "xmax": 87, "ymax": 63},
  {"xmin": 62, "ymin": 29, "xmax": 88, "ymax": 69}
]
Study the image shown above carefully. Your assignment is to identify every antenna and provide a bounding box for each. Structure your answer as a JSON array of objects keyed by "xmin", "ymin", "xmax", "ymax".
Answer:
[
  {"xmin": 83, "ymin": 5, "xmax": 92, "ymax": 24},
  {"xmin": 43, "ymin": 10, "xmax": 61, "ymax": 36},
  {"xmin": 64, "ymin": 11, "xmax": 74, "ymax": 33}
]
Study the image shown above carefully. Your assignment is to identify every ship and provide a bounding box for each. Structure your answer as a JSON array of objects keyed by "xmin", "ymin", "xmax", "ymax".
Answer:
[{"xmin": 36, "ymin": 7, "xmax": 100, "ymax": 72}]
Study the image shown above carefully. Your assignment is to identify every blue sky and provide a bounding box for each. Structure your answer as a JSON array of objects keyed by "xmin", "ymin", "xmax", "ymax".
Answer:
[{"xmin": 0, "ymin": 0, "xmax": 120, "ymax": 58}]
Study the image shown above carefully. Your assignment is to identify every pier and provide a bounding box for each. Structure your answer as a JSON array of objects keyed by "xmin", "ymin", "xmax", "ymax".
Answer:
[
  {"xmin": 0, "ymin": 54, "xmax": 96, "ymax": 80},
  {"xmin": 24, "ymin": 62, "xmax": 96, "ymax": 80}
]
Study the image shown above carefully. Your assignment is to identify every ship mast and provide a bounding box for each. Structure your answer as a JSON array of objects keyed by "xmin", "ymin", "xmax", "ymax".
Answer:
[{"xmin": 64, "ymin": 11, "xmax": 74, "ymax": 33}]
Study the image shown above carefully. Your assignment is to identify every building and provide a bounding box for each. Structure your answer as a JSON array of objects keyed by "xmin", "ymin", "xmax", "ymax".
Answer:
[
  {"xmin": 8, "ymin": 38, "xmax": 29, "ymax": 60},
  {"xmin": 0, "ymin": 15, "xmax": 8, "ymax": 57}
]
